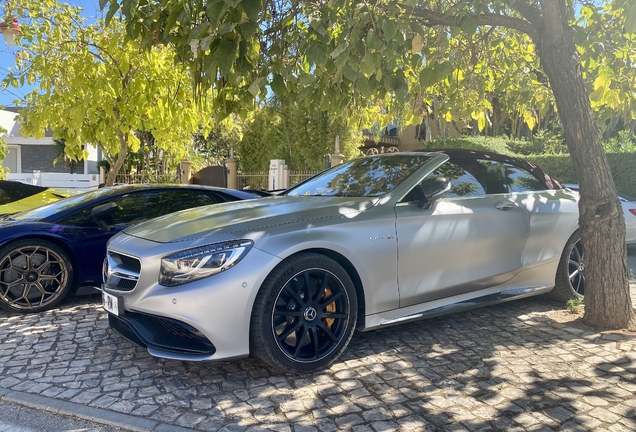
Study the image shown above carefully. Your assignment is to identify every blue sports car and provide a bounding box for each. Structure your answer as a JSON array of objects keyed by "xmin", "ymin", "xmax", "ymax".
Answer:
[{"xmin": 0, "ymin": 184, "xmax": 265, "ymax": 314}]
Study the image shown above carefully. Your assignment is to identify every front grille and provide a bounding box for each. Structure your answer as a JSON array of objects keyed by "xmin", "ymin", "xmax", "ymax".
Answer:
[
  {"xmin": 119, "ymin": 254, "xmax": 141, "ymax": 272},
  {"xmin": 105, "ymin": 251, "xmax": 141, "ymax": 292},
  {"xmin": 109, "ymin": 311, "xmax": 216, "ymax": 356},
  {"xmin": 117, "ymin": 279, "xmax": 138, "ymax": 290}
]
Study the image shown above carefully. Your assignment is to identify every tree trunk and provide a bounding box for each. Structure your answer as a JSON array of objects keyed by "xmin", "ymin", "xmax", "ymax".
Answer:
[
  {"xmin": 491, "ymin": 96, "xmax": 501, "ymax": 136},
  {"xmin": 531, "ymin": 0, "xmax": 635, "ymax": 328},
  {"xmin": 106, "ymin": 130, "xmax": 128, "ymax": 186},
  {"xmin": 433, "ymin": 97, "xmax": 442, "ymax": 138}
]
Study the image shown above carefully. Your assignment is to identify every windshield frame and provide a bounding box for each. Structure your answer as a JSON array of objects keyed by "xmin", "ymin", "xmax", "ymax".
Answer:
[{"xmin": 284, "ymin": 153, "xmax": 434, "ymax": 198}]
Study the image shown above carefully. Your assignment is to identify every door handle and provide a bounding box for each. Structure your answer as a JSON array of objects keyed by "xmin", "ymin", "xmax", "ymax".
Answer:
[{"xmin": 495, "ymin": 202, "xmax": 514, "ymax": 211}]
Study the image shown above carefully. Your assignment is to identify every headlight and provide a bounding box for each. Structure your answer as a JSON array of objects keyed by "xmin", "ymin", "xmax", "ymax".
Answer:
[{"xmin": 159, "ymin": 240, "xmax": 253, "ymax": 287}]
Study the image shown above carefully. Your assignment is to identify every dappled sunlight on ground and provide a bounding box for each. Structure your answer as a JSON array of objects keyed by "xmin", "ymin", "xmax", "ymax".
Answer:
[{"xmin": 0, "ymin": 294, "xmax": 635, "ymax": 430}]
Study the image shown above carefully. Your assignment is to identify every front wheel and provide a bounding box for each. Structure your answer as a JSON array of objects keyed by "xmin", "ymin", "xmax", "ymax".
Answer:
[
  {"xmin": 552, "ymin": 231, "xmax": 585, "ymax": 301},
  {"xmin": 250, "ymin": 253, "xmax": 358, "ymax": 374},
  {"xmin": 0, "ymin": 239, "xmax": 74, "ymax": 313}
]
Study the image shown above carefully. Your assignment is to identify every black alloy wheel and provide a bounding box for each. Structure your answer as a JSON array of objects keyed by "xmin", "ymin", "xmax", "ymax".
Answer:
[
  {"xmin": 0, "ymin": 239, "xmax": 74, "ymax": 313},
  {"xmin": 251, "ymin": 253, "xmax": 357, "ymax": 373},
  {"xmin": 552, "ymin": 231, "xmax": 585, "ymax": 301}
]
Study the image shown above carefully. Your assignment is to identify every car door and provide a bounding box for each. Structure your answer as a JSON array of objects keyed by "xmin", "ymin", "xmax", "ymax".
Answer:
[{"xmin": 395, "ymin": 158, "xmax": 531, "ymax": 308}]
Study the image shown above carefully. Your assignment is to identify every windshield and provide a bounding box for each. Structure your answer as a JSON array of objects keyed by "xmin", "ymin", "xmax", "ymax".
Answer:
[
  {"xmin": 11, "ymin": 187, "xmax": 114, "ymax": 221},
  {"xmin": 285, "ymin": 154, "xmax": 433, "ymax": 197}
]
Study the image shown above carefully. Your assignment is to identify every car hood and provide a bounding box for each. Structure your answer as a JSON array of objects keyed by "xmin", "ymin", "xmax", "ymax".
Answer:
[{"xmin": 124, "ymin": 195, "xmax": 379, "ymax": 243}]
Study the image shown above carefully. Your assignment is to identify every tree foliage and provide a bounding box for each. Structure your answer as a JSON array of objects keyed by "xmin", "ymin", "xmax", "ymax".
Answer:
[
  {"xmin": 238, "ymin": 100, "xmax": 362, "ymax": 172},
  {"xmin": 1, "ymin": 0, "xmax": 215, "ymax": 185},
  {"xmin": 102, "ymin": 0, "xmax": 634, "ymax": 135}
]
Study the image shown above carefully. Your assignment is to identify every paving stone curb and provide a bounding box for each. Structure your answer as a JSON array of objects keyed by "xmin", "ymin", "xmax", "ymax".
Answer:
[{"xmin": 0, "ymin": 386, "xmax": 193, "ymax": 432}]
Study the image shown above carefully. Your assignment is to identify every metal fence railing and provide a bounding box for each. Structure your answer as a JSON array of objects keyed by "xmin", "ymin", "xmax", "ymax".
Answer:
[
  {"xmin": 115, "ymin": 173, "xmax": 179, "ymax": 185},
  {"xmin": 236, "ymin": 170, "xmax": 320, "ymax": 191},
  {"xmin": 236, "ymin": 172, "xmax": 269, "ymax": 191},
  {"xmin": 289, "ymin": 171, "xmax": 319, "ymax": 186}
]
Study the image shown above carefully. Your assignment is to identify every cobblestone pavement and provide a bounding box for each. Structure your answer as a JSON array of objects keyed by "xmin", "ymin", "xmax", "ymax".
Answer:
[{"xmin": 1, "ymin": 293, "xmax": 636, "ymax": 432}]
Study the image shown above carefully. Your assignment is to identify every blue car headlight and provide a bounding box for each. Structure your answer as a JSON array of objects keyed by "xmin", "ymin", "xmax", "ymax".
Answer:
[{"xmin": 159, "ymin": 240, "xmax": 253, "ymax": 287}]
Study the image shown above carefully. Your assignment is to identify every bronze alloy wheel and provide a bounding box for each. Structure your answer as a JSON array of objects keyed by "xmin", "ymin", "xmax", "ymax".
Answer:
[{"xmin": 0, "ymin": 240, "xmax": 73, "ymax": 313}]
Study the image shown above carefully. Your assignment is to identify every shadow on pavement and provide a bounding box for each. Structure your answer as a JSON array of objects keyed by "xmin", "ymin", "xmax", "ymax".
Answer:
[{"xmin": 1, "ymin": 294, "xmax": 635, "ymax": 430}]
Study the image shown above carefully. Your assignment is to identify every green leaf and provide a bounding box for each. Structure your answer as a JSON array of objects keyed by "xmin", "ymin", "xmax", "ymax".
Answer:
[
  {"xmin": 191, "ymin": 22, "xmax": 212, "ymax": 39},
  {"xmin": 241, "ymin": 0, "xmax": 262, "ymax": 21},
  {"xmin": 356, "ymin": 76, "xmax": 371, "ymax": 96},
  {"xmin": 589, "ymin": 87, "xmax": 604, "ymax": 103},
  {"xmin": 360, "ymin": 54, "xmax": 376, "ymax": 77},
  {"xmin": 105, "ymin": 3, "xmax": 120, "ymax": 27},
  {"xmin": 270, "ymin": 73, "xmax": 287, "ymax": 96},
  {"xmin": 384, "ymin": 74, "xmax": 402, "ymax": 91},
  {"xmin": 342, "ymin": 63, "xmax": 360, "ymax": 82},
  {"xmin": 215, "ymin": 39, "xmax": 238, "ymax": 77},
  {"xmin": 218, "ymin": 22, "xmax": 238, "ymax": 35},
  {"xmin": 331, "ymin": 41, "xmax": 350, "ymax": 60},
  {"xmin": 298, "ymin": 86, "xmax": 312, "ymax": 102},
  {"xmin": 239, "ymin": 21, "xmax": 259, "ymax": 38},
  {"xmin": 306, "ymin": 43, "xmax": 328, "ymax": 67},
  {"xmin": 382, "ymin": 20, "xmax": 398, "ymax": 41},
  {"xmin": 206, "ymin": 1, "xmax": 229, "ymax": 26},
  {"xmin": 437, "ymin": 61, "xmax": 453, "ymax": 77},
  {"xmin": 200, "ymin": 35, "xmax": 214, "ymax": 52},
  {"xmin": 366, "ymin": 29, "xmax": 382, "ymax": 50},
  {"xmin": 459, "ymin": 16, "xmax": 478, "ymax": 35}
]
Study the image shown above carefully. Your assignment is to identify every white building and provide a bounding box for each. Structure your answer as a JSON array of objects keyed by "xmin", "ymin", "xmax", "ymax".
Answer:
[{"xmin": 0, "ymin": 107, "xmax": 100, "ymax": 175}]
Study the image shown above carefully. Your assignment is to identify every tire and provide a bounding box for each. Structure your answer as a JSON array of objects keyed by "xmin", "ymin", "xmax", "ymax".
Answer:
[
  {"xmin": 250, "ymin": 253, "xmax": 358, "ymax": 374},
  {"xmin": 552, "ymin": 231, "xmax": 585, "ymax": 301},
  {"xmin": 0, "ymin": 239, "xmax": 74, "ymax": 313}
]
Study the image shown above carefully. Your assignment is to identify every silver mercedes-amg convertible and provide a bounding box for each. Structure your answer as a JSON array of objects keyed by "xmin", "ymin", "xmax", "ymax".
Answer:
[{"xmin": 102, "ymin": 150, "xmax": 582, "ymax": 373}]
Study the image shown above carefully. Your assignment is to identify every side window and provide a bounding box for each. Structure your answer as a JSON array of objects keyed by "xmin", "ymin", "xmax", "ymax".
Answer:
[
  {"xmin": 59, "ymin": 192, "xmax": 163, "ymax": 228},
  {"xmin": 427, "ymin": 160, "xmax": 486, "ymax": 198},
  {"xmin": 102, "ymin": 192, "xmax": 163, "ymax": 226},
  {"xmin": 504, "ymin": 163, "xmax": 546, "ymax": 192},
  {"xmin": 155, "ymin": 191, "xmax": 220, "ymax": 216}
]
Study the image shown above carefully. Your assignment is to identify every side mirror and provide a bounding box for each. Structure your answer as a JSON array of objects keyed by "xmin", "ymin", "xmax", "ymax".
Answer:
[
  {"xmin": 91, "ymin": 202, "xmax": 118, "ymax": 231},
  {"xmin": 418, "ymin": 177, "xmax": 451, "ymax": 209}
]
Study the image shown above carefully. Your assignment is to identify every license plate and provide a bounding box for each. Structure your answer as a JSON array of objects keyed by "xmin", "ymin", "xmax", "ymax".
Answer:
[{"xmin": 102, "ymin": 291, "xmax": 123, "ymax": 316}]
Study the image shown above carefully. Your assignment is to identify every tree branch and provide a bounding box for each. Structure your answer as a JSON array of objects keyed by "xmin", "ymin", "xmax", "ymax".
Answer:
[{"xmin": 398, "ymin": 5, "xmax": 538, "ymax": 40}]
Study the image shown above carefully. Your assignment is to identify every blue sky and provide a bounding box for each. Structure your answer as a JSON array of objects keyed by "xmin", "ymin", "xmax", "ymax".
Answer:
[{"xmin": 0, "ymin": 0, "xmax": 102, "ymax": 107}]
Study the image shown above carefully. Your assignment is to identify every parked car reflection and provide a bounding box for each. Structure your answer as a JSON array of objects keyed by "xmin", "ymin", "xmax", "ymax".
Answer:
[{"xmin": 0, "ymin": 180, "xmax": 83, "ymax": 215}]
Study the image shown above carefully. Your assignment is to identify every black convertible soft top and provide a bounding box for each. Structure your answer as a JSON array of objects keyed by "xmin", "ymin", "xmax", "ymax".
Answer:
[{"xmin": 417, "ymin": 148, "xmax": 564, "ymax": 191}]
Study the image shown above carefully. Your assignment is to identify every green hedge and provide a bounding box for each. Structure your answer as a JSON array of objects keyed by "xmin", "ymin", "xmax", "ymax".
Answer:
[{"xmin": 424, "ymin": 137, "xmax": 636, "ymax": 199}]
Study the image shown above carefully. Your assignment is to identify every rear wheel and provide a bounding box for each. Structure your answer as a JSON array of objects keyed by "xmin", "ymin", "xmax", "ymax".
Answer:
[
  {"xmin": 552, "ymin": 231, "xmax": 585, "ymax": 301},
  {"xmin": 0, "ymin": 239, "xmax": 74, "ymax": 313},
  {"xmin": 250, "ymin": 253, "xmax": 357, "ymax": 373}
]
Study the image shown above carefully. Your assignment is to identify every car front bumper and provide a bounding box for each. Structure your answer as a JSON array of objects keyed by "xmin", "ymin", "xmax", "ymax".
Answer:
[{"xmin": 103, "ymin": 233, "xmax": 282, "ymax": 362}]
